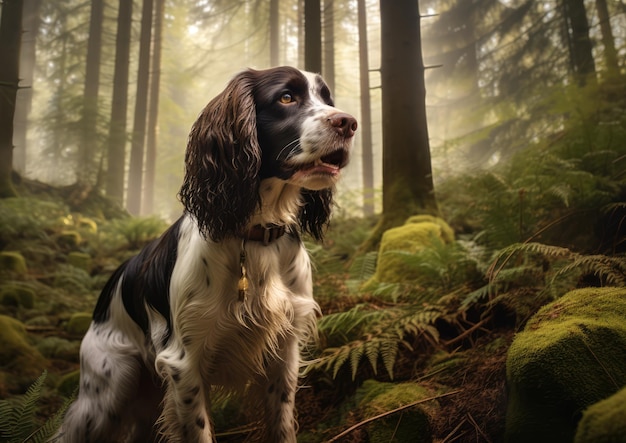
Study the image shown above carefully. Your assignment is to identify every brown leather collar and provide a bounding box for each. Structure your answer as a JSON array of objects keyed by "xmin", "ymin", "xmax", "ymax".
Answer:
[{"xmin": 244, "ymin": 224, "xmax": 287, "ymax": 245}]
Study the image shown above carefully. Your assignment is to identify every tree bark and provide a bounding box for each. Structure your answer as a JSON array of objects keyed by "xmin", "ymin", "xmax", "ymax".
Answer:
[
  {"xmin": 594, "ymin": 0, "xmax": 618, "ymax": 77},
  {"xmin": 304, "ymin": 0, "xmax": 322, "ymax": 73},
  {"xmin": 357, "ymin": 0, "xmax": 374, "ymax": 216},
  {"xmin": 0, "ymin": 0, "xmax": 23, "ymax": 198},
  {"xmin": 562, "ymin": 0, "xmax": 596, "ymax": 84},
  {"xmin": 322, "ymin": 0, "xmax": 335, "ymax": 93},
  {"xmin": 13, "ymin": 0, "xmax": 41, "ymax": 174},
  {"xmin": 379, "ymin": 0, "xmax": 437, "ymax": 226},
  {"xmin": 142, "ymin": 0, "xmax": 165, "ymax": 215},
  {"xmin": 77, "ymin": 0, "xmax": 104, "ymax": 184},
  {"xmin": 126, "ymin": 0, "xmax": 154, "ymax": 215},
  {"xmin": 105, "ymin": 0, "xmax": 133, "ymax": 205},
  {"xmin": 270, "ymin": 0, "xmax": 279, "ymax": 66}
]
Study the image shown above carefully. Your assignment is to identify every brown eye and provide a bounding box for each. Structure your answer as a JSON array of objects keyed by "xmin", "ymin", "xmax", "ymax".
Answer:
[{"xmin": 279, "ymin": 93, "xmax": 295, "ymax": 104}]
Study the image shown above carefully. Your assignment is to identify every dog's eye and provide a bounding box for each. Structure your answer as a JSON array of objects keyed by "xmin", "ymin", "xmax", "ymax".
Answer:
[{"xmin": 279, "ymin": 93, "xmax": 295, "ymax": 104}]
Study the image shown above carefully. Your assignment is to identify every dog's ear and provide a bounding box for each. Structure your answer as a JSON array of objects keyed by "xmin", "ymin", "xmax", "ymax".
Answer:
[
  {"xmin": 179, "ymin": 70, "xmax": 261, "ymax": 241},
  {"xmin": 299, "ymin": 189, "xmax": 333, "ymax": 241}
]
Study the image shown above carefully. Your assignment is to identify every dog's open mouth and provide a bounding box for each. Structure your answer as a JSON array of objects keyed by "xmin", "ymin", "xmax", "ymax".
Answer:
[{"xmin": 298, "ymin": 149, "xmax": 349, "ymax": 175}]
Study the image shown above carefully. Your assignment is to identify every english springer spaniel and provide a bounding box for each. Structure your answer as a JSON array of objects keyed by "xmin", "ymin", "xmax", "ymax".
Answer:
[{"xmin": 55, "ymin": 66, "xmax": 356, "ymax": 443}]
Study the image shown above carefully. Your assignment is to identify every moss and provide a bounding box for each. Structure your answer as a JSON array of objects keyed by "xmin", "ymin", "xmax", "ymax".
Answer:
[
  {"xmin": 37, "ymin": 336, "xmax": 80, "ymax": 362},
  {"xmin": 363, "ymin": 217, "xmax": 453, "ymax": 291},
  {"xmin": 56, "ymin": 230, "xmax": 82, "ymax": 249},
  {"xmin": 65, "ymin": 312, "xmax": 92, "ymax": 336},
  {"xmin": 77, "ymin": 216, "xmax": 98, "ymax": 233},
  {"xmin": 574, "ymin": 386, "xmax": 626, "ymax": 443},
  {"xmin": 357, "ymin": 380, "xmax": 436, "ymax": 443},
  {"xmin": 67, "ymin": 251, "xmax": 92, "ymax": 272},
  {"xmin": 505, "ymin": 287, "xmax": 626, "ymax": 443},
  {"xmin": 0, "ymin": 315, "xmax": 47, "ymax": 379},
  {"xmin": 0, "ymin": 251, "xmax": 27, "ymax": 274},
  {"xmin": 57, "ymin": 370, "xmax": 80, "ymax": 398},
  {"xmin": 0, "ymin": 284, "xmax": 36, "ymax": 309},
  {"xmin": 405, "ymin": 215, "xmax": 455, "ymax": 242}
]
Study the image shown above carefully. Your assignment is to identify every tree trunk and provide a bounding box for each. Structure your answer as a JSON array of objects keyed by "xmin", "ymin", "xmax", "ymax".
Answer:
[
  {"xmin": 105, "ymin": 0, "xmax": 133, "ymax": 205},
  {"xmin": 77, "ymin": 0, "xmax": 103, "ymax": 185},
  {"xmin": 322, "ymin": 0, "xmax": 334, "ymax": 92},
  {"xmin": 0, "ymin": 0, "xmax": 23, "ymax": 198},
  {"xmin": 594, "ymin": 0, "xmax": 618, "ymax": 77},
  {"xmin": 357, "ymin": 0, "xmax": 374, "ymax": 216},
  {"xmin": 379, "ymin": 0, "xmax": 437, "ymax": 228},
  {"xmin": 13, "ymin": 0, "xmax": 41, "ymax": 174},
  {"xmin": 142, "ymin": 0, "xmax": 164, "ymax": 215},
  {"xmin": 563, "ymin": 0, "xmax": 596, "ymax": 84},
  {"xmin": 270, "ymin": 0, "xmax": 279, "ymax": 66},
  {"xmin": 304, "ymin": 0, "xmax": 322, "ymax": 73},
  {"xmin": 298, "ymin": 0, "xmax": 305, "ymax": 67},
  {"xmin": 126, "ymin": 0, "xmax": 154, "ymax": 215}
]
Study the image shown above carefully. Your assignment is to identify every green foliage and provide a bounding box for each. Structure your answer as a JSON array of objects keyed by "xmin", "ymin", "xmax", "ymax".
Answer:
[
  {"xmin": 104, "ymin": 216, "xmax": 167, "ymax": 250},
  {"xmin": 0, "ymin": 252, "xmax": 28, "ymax": 274},
  {"xmin": 0, "ymin": 285, "xmax": 36, "ymax": 309},
  {"xmin": 65, "ymin": 312, "xmax": 92, "ymax": 337},
  {"xmin": 477, "ymin": 242, "xmax": 626, "ymax": 303},
  {"xmin": 0, "ymin": 371, "xmax": 71, "ymax": 443},
  {"xmin": 311, "ymin": 303, "xmax": 443, "ymax": 380},
  {"xmin": 52, "ymin": 265, "xmax": 94, "ymax": 295},
  {"xmin": 0, "ymin": 198, "xmax": 67, "ymax": 247}
]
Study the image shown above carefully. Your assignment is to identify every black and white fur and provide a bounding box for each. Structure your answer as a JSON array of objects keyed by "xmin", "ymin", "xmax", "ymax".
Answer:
[{"xmin": 54, "ymin": 66, "xmax": 357, "ymax": 443}]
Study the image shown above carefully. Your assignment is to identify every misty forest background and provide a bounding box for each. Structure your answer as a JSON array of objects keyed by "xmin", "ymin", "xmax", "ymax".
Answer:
[{"xmin": 0, "ymin": 0, "xmax": 625, "ymax": 442}]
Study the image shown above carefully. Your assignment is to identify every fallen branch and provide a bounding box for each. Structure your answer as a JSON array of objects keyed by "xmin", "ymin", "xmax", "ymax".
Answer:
[{"xmin": 324, "ymin": 389, "xmax": 462, "ymax": 443}]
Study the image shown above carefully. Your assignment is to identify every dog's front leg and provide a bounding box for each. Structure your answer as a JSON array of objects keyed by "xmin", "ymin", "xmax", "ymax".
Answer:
[
  {"xmin": 251, "ymin": 334, "xmax": 299, "ymax": 443},
  {"xmin": 156, "ymin": 347, "xmax": 214, "ymax": 443}
]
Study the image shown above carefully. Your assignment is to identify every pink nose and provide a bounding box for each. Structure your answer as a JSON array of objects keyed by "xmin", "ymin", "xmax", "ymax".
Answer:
[{"xmin": 329, "ymin": 112, "xmax": 358, "ymax": 138}]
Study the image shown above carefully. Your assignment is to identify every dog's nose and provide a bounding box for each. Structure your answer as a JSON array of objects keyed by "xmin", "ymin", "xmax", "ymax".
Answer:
[{"xmin": 329, "ymin": 112, "xmax": 358, "ymax": 138}]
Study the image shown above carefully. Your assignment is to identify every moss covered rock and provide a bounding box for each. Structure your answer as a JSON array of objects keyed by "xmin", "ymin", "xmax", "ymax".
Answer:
[
  {"xmin": 65, "ymin": 312, "xmax": 92, "ymax": 336},
  {"xmin": 56, "ymin": 230, "xmax": 82, "ymax": 249},
  {"xmin": 363, "ymin": 217, "xmax": 453, "ymax": 292},
  {"xmin": 574, "ymin": 385, "xmax": 626, "ymax": 443},
  {"xmin": 57, "ymin": 370, "xmax": 80, "ymax": 398},
  {"xmin": 37, "ymin": 336, "xmax": 80, "ymax": 362},
  {"xmin": 0, "ymin": 315, "xmax": 47, "ymax": 379},
  {"xmin": 405, "ymin": 215, "xmax": 455, "ymax": 243},
  {"xmin": 67, "ymin": 251, "xmax": 93, "ymax": 272},
  {"xmin": 0, "ymin": 284, "xmax": 36, "ymax": 308},
  {"xmin": 0, "ymin": 251, "xmax": 27, "ymax": 274},
  {"xmin": 505, "ymin": 287, "xmax": 626, "ymax": 443},
  {"xmin": 357, "ymin": 380, "xmax": 436, "ymax": 443}
]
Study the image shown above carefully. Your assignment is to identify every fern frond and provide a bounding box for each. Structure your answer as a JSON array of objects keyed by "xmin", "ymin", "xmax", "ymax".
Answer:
[
  {"xmin": 349, "ymin": 344, "xmax": 365, "ymax": 380},
  {"xmin": 555, "ymin": 254, "xmax": 626, "ymax": 286},
  {"xmin": 380, "ymin": 339, "xmax": 399, "ymax": 379},
  {"xmin": 23, "ymin": 393, "xmax": 73, "ymax": 443},
  {"xmin": 348, "ymin": 251, "xmax": 378, "ymax": 283},
  {"xmin": 363, "ymin": 339, "xmax": 380, "ymax": 376},
  {"xmin": 1, "ymin": 371, "xmax": 47, "ymax": 442},
  {"xmin": 461, "ymin": 284, "xmax": 493, "ymax": 308},
  {"xmin": 318, "ymin": 304, "xmax": 389, "ymax": 340},
  {"xmin": 331, "ymin": 345, "xmax": 353, "ymax": 379}
]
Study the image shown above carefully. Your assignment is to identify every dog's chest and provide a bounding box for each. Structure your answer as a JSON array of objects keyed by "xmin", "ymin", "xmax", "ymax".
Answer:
[{"xmin": 192, "ymin": 240, "xmax": 311, "ymax": 385}]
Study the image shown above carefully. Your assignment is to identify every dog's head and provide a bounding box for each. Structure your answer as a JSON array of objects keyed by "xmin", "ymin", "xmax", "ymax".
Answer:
[{"xmin": 179, "ymin": 66, "xmax": 357, "ymax": 241}]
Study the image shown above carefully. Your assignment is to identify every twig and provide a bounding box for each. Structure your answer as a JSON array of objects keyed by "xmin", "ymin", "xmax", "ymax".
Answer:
[
  {"xmin": 440, "ymin": 317, "xmax": 491, "ymax": 347},
  {"xmin": 467, "ymin": 412, "xmax": 491, "ymax": 443},
  {"xmin": 324, "ymin": 390, "xmax": 462, "ymax": 443}
]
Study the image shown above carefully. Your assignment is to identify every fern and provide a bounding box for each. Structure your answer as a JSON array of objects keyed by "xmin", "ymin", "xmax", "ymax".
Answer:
[
  {"xmin": 312, "ymin": 304, "xmax": 444, "ymax": 380},
  {"xmin": 0, "ymin": 372, "xmax": 73, "ymax": 443},
  {"xmin": 347, "ymin": 251, "xmax": 378, "ymax": 288},
  {"xmin": 474, "ymin": 242, "xmax": 626, "ymax": 303}
]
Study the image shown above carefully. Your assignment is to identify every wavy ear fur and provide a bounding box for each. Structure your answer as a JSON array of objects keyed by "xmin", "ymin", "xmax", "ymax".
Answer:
[
  {"xmin": 179, "ymin": 71, "xmax": 261, "ymax": 241},
  {"xmin": 299, "ymin": 189, "xmax": 333, "ymax": 241}
]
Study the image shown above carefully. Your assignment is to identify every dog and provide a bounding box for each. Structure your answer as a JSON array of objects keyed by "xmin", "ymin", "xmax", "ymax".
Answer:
[{"xmin": 54, "ymin": 66, "xmax": 357, "ymax": 442}]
